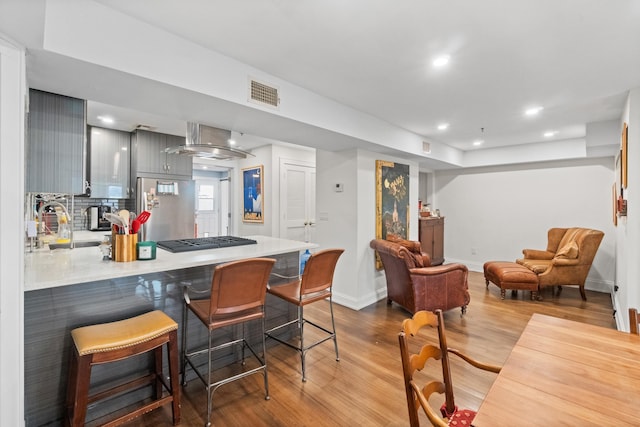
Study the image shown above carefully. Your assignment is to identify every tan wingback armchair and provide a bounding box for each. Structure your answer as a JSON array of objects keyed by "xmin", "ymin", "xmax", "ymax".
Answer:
[
  {"xmin": 516, "ymin": 227, "xmax": 604, "ymax": 300},
  {"xmin": 370, "ymin": 238, "xmax": 470, "ymax": 315}
]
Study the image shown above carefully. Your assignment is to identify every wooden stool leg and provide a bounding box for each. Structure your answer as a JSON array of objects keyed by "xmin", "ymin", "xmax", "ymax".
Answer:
[
  {"xmin": 168, "ymin": 329, "xmax": 181, "ymax": 425},
  {"xmin": 154, "ymin": 346, "xmax": 163, "ymax": 400},
  {"xmin": 65, "ymin": 348, "xmax": 79, "ymax": 426},
  {"xmin": 69, "ymin": 353, "xmax": 93, "ymax": 427}
]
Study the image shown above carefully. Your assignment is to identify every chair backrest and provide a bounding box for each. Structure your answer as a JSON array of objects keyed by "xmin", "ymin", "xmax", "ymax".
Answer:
[
  {"xmin": 547, "ymin": 227, "xmax": 604, "ymax": 265},
  {"xmin": 370, "ymin": 239, "xmax": 420, "ymax": 313},
  {"xmin": 630, "ymin": 308, "xmax": 639, "ymax": 335},
  {"xmin": 208, "ymin": 257, "xmax": 276, "ymax": 318},
  {"xmin": 398, "ymin": 309, "xmax": 454, "ymax": 427},
  {"xmin": 300, "ymin": 249, "xmax": 344, "ymax": 296}
]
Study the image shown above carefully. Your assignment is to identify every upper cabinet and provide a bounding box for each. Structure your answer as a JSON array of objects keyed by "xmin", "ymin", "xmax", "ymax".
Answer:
[
  {"xmin": 131, "ymin": 130, "xmax": 192, "ymax": 179},
  {"xmin": 26, "ymin": 89, "xmax": 86, "ymax": 194},
  {"xmin": 88, "ymin": 126, "xmax": 131, "ymax": 199}
]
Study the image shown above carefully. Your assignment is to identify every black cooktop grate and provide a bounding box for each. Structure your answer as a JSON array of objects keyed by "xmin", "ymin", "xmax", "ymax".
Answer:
[{"xmin": 156, "ymin": 236, "xmax": 257, "ymax": 253}]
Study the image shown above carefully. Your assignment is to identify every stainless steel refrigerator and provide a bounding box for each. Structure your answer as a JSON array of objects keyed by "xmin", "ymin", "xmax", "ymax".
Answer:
[{"xmin": 136, "ymin": 177, "xmax": 196, "ymax": 242}]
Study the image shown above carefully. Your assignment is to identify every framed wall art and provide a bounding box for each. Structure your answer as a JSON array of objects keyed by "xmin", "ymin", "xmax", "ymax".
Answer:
[
  {"xmin": 375, "ymin": 160, "xmax": 410, "ymax": 269},
  {"xmin": 242, "ymin": 165, "xmax": 264, "ymax": 223},
  {"xmin": 622, "ymin": 122, "xmax": 628, "ymax": 189}
]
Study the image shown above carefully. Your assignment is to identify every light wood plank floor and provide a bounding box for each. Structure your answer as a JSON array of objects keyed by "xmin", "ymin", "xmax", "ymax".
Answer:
[{"xmin": 128, "ymin": 271, "xmax": 616, "ymax": 426}]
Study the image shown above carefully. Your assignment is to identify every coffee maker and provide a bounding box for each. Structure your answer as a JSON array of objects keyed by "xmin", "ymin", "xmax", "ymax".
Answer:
[{"xmin": 88, "ymin": 206, "xmax": 112, "ymax": 231}]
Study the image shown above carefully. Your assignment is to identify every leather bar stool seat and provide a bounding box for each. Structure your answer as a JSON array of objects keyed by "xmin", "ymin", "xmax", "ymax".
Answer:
[{"xmin": 65, "ymin": 310, "xmax": 181, "ymax": 426}]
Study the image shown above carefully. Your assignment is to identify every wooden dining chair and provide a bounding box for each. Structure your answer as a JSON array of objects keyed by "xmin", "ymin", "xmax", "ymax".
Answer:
[
  {"xmin": 630, "ymin": 308, "xmax": 639, "ymax": 335},
  {"xmin": 398, "ymin": 309, "xmax": 501, "ymax": 427}
]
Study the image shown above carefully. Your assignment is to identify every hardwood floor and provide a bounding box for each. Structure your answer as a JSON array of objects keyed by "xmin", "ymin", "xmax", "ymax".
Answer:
[{"xmin": 130, "ymin": 271, "xmax": 616, "ymax": 426}]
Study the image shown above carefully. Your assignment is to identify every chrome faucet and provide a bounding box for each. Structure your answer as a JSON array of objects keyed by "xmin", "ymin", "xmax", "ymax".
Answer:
[{"xmin": 36, "ymin": 201, "xmax": 73, "ymax": 248}]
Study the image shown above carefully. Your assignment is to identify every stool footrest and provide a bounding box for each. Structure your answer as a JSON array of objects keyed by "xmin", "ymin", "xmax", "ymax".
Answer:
[
  {"xmin": 99, "ymin": 395, "xmax": 175, "ymax": 427},
  {"xmin": 87, "ymin": 373, "xmax": 157, "ymax": 405}
]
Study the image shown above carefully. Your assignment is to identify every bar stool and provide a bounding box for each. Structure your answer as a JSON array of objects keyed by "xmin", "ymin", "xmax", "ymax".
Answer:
[
  {"xmin": 265, "ymin": 248, "xmax": 344, "ymax": 381},
  {"xmin": 65, "ymin": 310, "xmax": 181, "ymax": 426},
  {"xmin": 181, "ymin": 257, "xmax": 276, "ymax": 427}
]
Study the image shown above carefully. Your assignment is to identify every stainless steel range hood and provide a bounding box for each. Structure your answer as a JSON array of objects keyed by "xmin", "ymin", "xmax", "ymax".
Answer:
[{"xmin": 164, "ymin": 122, "xmax": 253, "ymax": 159}]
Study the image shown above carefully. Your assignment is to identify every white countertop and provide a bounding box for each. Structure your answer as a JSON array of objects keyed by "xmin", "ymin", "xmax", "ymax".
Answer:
[{"xmin": 24, "ymin": 233, "xmax": 316, "ymax": 292}]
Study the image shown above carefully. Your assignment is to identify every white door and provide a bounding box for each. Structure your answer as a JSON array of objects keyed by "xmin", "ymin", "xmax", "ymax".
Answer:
[
  {"xmin": 195, "ymin": 180, "xmax": 218, "ymax": 237},
  {"xmin": 220, "ymin": 177, "xmax": 230, "ymax": 235},
  {"xmin": 280, "ymin": 159, "xmax": 316, "ymax": 242}
]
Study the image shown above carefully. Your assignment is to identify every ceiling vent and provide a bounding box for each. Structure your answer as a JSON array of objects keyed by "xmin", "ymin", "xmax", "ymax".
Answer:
[
  {"xmin": 422, "ymin": 141, "xmax": 431, "ymax": 154},
  {"xmin": 164, "ymin": 122, "xmax": 253, "ymax": 160},
  {"xmin": 249, "ymin": 78, "xmax": 279, "ymax": 108}
]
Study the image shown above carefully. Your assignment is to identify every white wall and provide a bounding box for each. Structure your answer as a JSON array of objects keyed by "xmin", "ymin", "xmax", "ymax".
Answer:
[
  {"xmin": 316, "ymin": 148, "xmax": 419, "ymax": 310},
  {"xmin": 434, "ymin": 157, "xmax": 616, "ymax": 292},
  {"xmin": 0, "ymin": 37, "xmax": 26, "ymax": 427},
  {"xmin": 616, "ymin": 87, "xmax": 640, "ymax": 330},
  {"xmin": 236, "ymin": 145, "xmax": 273, "ymax": 237},
  {"xmin": 235, "ymin": 142, "xmax": 316, "ymax": 238}
]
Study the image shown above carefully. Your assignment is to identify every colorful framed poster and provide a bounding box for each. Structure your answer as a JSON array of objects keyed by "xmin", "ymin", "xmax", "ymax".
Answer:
[{"xmin": 242, "ymin": 165, "xmax": 264, "ymax": 223}]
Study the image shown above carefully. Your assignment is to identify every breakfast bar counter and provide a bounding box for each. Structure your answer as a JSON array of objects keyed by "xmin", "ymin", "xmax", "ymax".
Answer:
[
  {"xmin": 24, "ymin": 235, "xmax": 315, "ymax": 426},
  {"xmin": 25, "ymin": 235, "xmax": 315, "ymax": 291}
]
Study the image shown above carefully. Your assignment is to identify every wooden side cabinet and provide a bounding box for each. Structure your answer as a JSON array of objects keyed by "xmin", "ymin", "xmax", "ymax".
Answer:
[{"xmin": 418, "ymin": 217, "xmax": 444, "ymax": 266}]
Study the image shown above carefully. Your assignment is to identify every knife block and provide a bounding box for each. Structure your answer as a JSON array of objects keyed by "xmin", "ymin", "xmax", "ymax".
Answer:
[{"xmin": 112, "ymin": 233, "xmax": 138, "ymax": 262}]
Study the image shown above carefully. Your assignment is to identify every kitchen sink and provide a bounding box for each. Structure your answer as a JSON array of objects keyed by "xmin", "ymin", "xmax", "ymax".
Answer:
[{"xmin": 49, "ymin": 241, "xmax": 101, "ymax": 250}]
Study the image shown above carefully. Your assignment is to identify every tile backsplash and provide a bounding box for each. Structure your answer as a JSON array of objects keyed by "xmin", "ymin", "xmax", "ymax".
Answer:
[{"xmin": 72, "ymin": 198, "xmax": 135, "ymax": 231}]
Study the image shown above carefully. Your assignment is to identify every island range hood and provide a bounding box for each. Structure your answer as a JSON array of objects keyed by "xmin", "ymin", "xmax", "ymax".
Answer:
[{"xmin": 164, "ymin": 122, "xmax": 253, "ymax": 159}]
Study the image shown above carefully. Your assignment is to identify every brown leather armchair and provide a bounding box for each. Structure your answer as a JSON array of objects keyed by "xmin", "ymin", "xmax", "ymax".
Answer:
[
  {"xmin": 516, "ymin": 227, "xmax": 604, "ymax": 300},
  {"xmin": 370, "ymin": 238, "xmax": 470, "ymax": 315}
]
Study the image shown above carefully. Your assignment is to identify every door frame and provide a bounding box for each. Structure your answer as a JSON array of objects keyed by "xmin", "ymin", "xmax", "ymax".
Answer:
[{"xmin": 279, "ymin": 157, "xmax": 316, "ymax": 241}]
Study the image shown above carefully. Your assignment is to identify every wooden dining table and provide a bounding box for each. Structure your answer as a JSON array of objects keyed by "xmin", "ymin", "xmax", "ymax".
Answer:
[{"xmin": 472, "ymin": 313, "xmax": 640, "ymax": 426}]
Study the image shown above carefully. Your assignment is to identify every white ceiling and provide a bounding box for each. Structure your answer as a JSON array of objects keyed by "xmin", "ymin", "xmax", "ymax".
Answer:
[{"xmin": 2, "ymin": 0, "xmax": 640, "ymax": 169}]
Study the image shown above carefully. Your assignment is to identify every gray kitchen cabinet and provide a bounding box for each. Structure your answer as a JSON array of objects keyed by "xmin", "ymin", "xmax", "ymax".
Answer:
[
  {"xmin": 26, "ymin": 89, "xmax": 86, "ymax": 194},
  {"xmin": 88, "ymin": 126, "xmax": 131, "ymax": 199},
  {"xmin": 132, "ymin": 129, "xmax": 192, "ymax": 178}
]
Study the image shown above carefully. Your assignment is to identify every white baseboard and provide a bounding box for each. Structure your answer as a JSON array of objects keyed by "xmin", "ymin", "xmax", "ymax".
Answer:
[{"xmin": 333, "ymin": 288, "xmax": 385, "ymax": 311}]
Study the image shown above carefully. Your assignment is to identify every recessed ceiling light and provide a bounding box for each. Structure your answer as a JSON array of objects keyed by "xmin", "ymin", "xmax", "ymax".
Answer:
[
  {"xmin": 98, "ymin": 115, "xmax": 114, "ymax": 124},
  {"xmin": 543, "ymin": 130, "xmax": 558, "ymax": 137},
  {"xmin": 437, "ymin": 123, "xmax": 449, "ymax": 131},
  {"xmin": 473, "ymin": 140, "xmax": 484, "ymax": 146},
  {"xmin": 432, "ymin": 55, "xmax": 450, "ymax": 68},
  {"xmin": 524, "ymin": 106, "xmax": 543, "ymax": 116},
  {"xmin": 202, "ymin": 165, "xmax": 208, "ymax": 170},
  {"xmin": 228, "ymin": 139, "xmax": 236, "ymax": 146}
]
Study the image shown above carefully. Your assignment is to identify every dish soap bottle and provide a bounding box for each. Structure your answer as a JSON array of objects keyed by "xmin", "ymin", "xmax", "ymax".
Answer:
[
  {"xmin": 300, "ymin": 249, "xmax": 311, "ymax": 275},
  {"xmin": 57, "ymin": 215, "xmax": 71, "ymax": 244}
]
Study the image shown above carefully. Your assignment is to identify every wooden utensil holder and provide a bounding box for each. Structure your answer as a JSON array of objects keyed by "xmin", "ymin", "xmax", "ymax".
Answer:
[{"xmin": 112, "ymin": 233, "xmax": 138, "ymax": 262}]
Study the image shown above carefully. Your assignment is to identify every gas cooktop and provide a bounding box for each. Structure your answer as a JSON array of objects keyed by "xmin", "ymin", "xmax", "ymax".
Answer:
[{"xmin": 156, "ymin": 236, "xmax": 257, "ymax": 253}]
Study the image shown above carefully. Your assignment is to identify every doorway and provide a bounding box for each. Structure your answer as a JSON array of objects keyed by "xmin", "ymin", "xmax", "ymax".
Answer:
[
  {"xmin": 279, "ymin": 158, "xmax": 316, "ymax": 242},
  {"xmin": 194, "ymin": 168, "xmax": 232, "ymax": 237}
]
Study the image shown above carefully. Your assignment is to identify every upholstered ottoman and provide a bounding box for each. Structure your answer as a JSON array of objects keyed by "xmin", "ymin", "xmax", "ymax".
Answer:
[{"xmin": 483, "ymin": 261, "xmax": 539, "ymax": 300}]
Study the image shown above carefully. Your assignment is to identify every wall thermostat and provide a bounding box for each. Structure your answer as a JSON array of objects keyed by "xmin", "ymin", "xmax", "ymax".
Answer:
[{"xmin": 335, "ymin": 183, "xmax": 344, "ymax": 192}]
